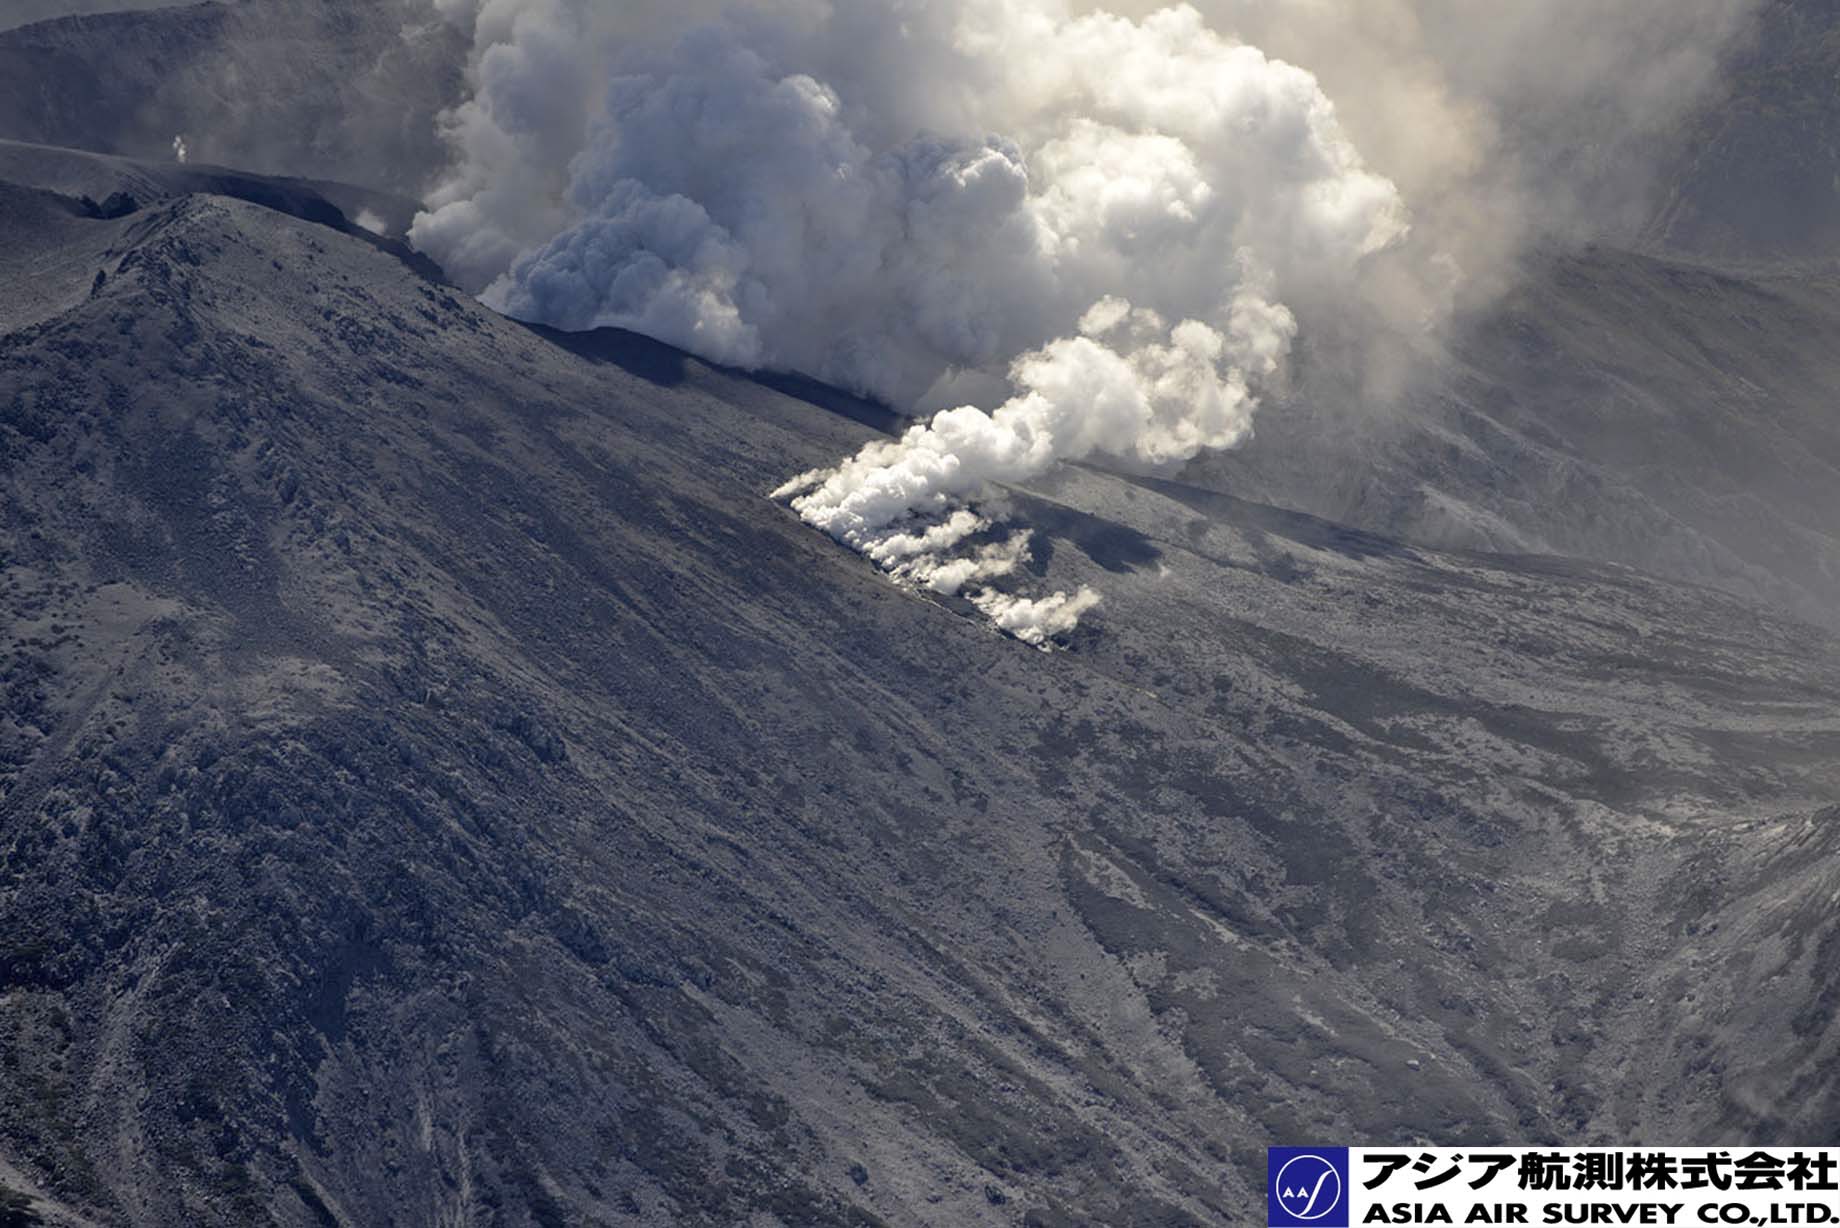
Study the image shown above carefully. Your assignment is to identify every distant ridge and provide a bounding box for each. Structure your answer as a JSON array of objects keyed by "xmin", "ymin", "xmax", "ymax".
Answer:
[{"xmin": 0, "ymin": 0, "xmax": 463, "ymax": 196}]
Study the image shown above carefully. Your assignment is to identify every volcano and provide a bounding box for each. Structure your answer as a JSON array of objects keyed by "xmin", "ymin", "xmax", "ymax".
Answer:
[{"xmin": 1, "ymin": 4, "xmax": 1839, "ymax": 1227}]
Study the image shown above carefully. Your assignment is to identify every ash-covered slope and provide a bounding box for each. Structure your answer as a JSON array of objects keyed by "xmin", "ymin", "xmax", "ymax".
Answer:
[
  {"xmin": 4, "ymin": 0, "xmax": 1835, "ymax": 626},
  {"xmin": 1191, "ymin": 246, "xmax": 1840, "ymax": 634},
  {"xmin": 0, "ymin": 139, "xmax": 423, "ymax": 240},
  {"xmin": 1109, "ymin": 0, "xmax": 1840, "ymax": 634},
  {"xmin": 2, "ymin": 170, "xmax": 1839, "ymax": 1228},
  {"xmin": 0, "ymin": 0, "xmax": 462, "ymax": 197},
  {"xmin": 1644, "ymin": 0, "xmax": 1840, "ymax": 263},
  {"xmin": 0, "ymin": 2, "xmax": 185, "ymax": 35}
]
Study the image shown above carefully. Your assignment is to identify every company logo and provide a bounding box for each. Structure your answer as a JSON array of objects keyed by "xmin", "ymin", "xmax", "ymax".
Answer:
[{"xmin": 1268, "ymin": 1147, "xmax": 1349, "ymax": 1227}]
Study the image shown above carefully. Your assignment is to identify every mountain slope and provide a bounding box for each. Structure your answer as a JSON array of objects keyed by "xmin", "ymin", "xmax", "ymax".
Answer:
[
  {"xmin": 0, "ymin": 2, "xmax": 185, "ymax": 35},
  {"xmin": 3, "ymin": 0, "xmax": 1834, "ymax": 629},
  {"xmin": 1, "ymin": 165, "xmax": 1838, "ymax": 1226},
  {"xmin": 1644, "ymin": 0, "xmax": 1840, "ymax": 263},
  {"xmin": 0, "ymin": 1, "xmax": 462, "ymax": 197},
  {"xmin": 1192, "ymin": 246, "xmax": 1840, "ymax": 633},
  {"xmin": 0, "ymin": 139, "xmax": 424, "ymax": 239}
]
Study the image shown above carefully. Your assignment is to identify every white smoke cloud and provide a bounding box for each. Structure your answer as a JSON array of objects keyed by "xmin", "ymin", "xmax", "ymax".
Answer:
[
  {"xmin": 973, "ymin": 587, "xmax": 1104, "ymax": 647},
  {"xmin": 411, "ymin": 0, "xmax": 1758, "ymax": 643},
  {"xmin": 423, "ymin": 4, "xmax": 1404, "ymax": 403},
  {"xmin": 171, "ymin": 134, "xmax": 188, "ymax": 165}
]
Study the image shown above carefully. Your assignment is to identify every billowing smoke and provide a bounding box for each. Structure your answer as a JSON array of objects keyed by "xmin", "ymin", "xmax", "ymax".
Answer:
[
  {"xmin": 171, "ymin": 134, "xmax": 188, "ymax": 165},
  {"xmin": 412, "ymin": 0, "xmax": 1759, "ymax": 642},
  {"xmin": 769, "ymin": 290, "xmax": 1307, "ymax": 641}
]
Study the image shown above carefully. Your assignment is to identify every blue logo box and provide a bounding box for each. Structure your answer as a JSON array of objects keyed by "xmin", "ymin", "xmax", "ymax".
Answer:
[{"xmin": 1268, "ymin": 1147, "xmax": 1350, "ymax": 1227}]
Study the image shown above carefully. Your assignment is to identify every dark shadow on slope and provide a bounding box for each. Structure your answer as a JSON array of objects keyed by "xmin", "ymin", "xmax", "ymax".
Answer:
[
  {"xmin": 1006, "ymin": 490, "xmax": 1163, "ymax": 575},
  {"xmin": 524, "ymin": 323, "xmax": 692, "ymax": 388},
  {"xmin": 173, "ymin": 168, "xmax": 348, "ymax": 228},
  {"xmin": 0, "ymin": 139, "xmax": 450, "ymax": 285},
  {"xmin": 747, "ymin": 369, "xmax": 906, "ymax": 435},
  {"xmin": 162, "ymin": 167, "xmax": 451, "ymax": 285},
  {"xmin": 524, "ymin": 319, "xmax": 911, "ymax": 435},
  {"xmin": 1128, "ymin": 472, "xmax": 1419, "ymax": 563},
  {"xmin": 71, "ymin": 189, "xmax": 139, "ymax": 218}
]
